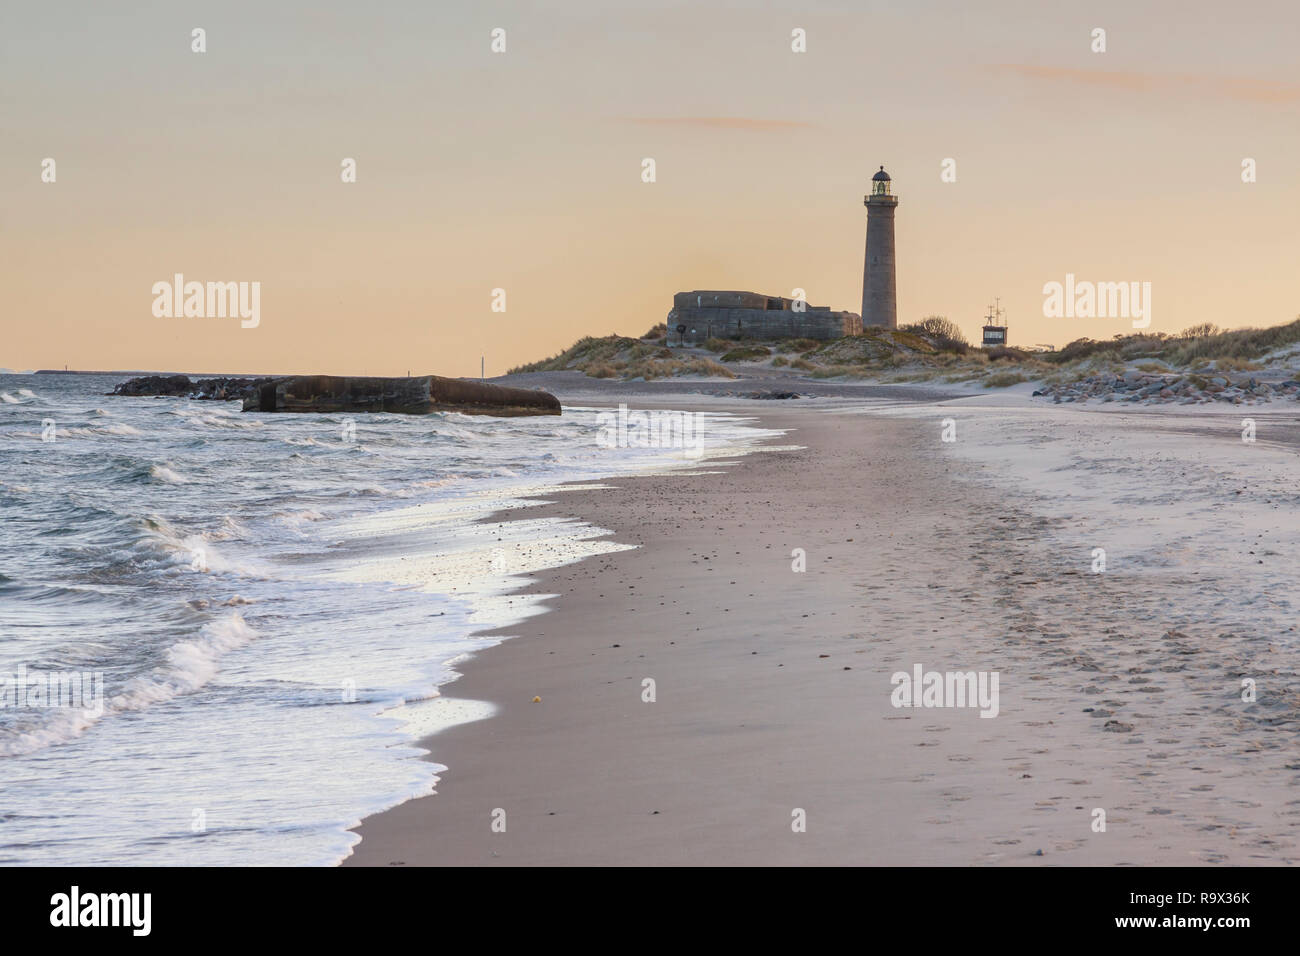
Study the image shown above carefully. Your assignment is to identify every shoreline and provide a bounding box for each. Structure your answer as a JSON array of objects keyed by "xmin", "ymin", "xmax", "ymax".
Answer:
[
  {"xmin": 343, "ymin": 395, "xmax": 1300, "ymax": 866},
  {"xmin": 343, "ymin": 399, "xmax": 1028, "ymax": 866}
]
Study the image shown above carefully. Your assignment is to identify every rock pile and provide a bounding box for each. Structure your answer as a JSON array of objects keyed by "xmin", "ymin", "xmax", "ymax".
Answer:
[
  {"xmin": 717, "ymin": 390, "xmax": 804, "ymax": 400},
  {"xmin": 109, "ymin": 375, "xmax": 282, "ymax": 401},
  {"xmin": 1033, "ymin": 371, "xmax": 1300, "ymax": 405}
]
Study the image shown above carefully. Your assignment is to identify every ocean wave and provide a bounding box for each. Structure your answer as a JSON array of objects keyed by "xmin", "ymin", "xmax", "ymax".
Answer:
[
  {"xmin": 131, "ymin": 515, "xmax": 269, "ymax": 579},
  {"xmin": 0, "ymin": 702, "xmax": 102, "ymax": 758},
  {"xmin": 432, "ymin": 421, "xmax": 483, "ymax": 441},
  {"xmin": 207, "ymin": 516, "xmax": 250, "ymax": 541},
  {"xmin": 166, "ymin": 406, "xmax": 262, "ymax": 429},
  {"xmin": 274, "ymin": 509, "xmax": 326, "ymax": 523},
  {"xmin": 0, "ymin": 612, "xmax": 258, "ymax": 756},
  {"xmin": 187, "ymin": 593, "xmax": 258, "ymax": 610},
  {"xmin": 113, "ymin": 613, "xmax": 258, "ymax": 709},
  {"xmin": 32, "ymin": 500, "xmax": 138, "ymax": 546},
  {"xmin": 98, "ymin": 423, "xmax": 143, "ymax": 437},
  {"xmin": 197, "ymin": 416, "xmax": 262, "ymax": 429},
  {"xmin": 341, "ymin": 484, "xmax": 396, "ymax": 497},
  {"xmin": 149, "ymin": 464, "xmax": 188, "ymax": 484},
  {"xmin": 0, "ymin": 579, "xmax": 115, "ymax": 606},
  {"xmin": 41, "ymin": 422, "xmax": 144, "ymax": 439}
]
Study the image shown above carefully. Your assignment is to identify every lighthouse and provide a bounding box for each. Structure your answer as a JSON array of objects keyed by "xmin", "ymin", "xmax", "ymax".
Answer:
[{"xmin": 861, "ymin": 166, "xmax": 898, "ymax": 328}]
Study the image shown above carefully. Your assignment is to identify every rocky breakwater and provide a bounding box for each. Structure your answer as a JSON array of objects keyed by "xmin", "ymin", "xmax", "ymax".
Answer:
[
  {"xmin": 1033, "ymin": 371, "xmax": 1300, "ymax": 406},
  {"xmin": 109, "ymin": 375, "xmax": 282, "ymax": 401}
]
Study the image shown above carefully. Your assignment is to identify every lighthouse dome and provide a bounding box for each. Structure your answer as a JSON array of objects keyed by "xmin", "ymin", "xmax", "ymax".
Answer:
[{"xmin": 872, "ymin": 166, "xmax": 891, "ymax": 182}]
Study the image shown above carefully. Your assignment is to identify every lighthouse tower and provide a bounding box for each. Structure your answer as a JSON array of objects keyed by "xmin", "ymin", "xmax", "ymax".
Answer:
[{"xmin": 861, "ymin": 166, "xmax": 898, "ymax": 328}]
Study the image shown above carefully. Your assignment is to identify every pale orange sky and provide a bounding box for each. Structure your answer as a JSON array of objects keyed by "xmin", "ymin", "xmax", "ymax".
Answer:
[{"xmin": 3, "ymin": 0, "xmax": 1298, "ymax": 375}]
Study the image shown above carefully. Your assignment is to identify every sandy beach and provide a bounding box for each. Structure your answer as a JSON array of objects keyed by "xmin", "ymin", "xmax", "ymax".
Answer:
[{"xmin": 345, "ymin": 388, "xmax": 1300, "ymax": 866}]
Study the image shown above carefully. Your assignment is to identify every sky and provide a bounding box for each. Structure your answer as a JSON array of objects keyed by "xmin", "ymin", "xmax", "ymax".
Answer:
[{"xmin": 3, "ymin": 0, "xmax": 1298, "ymax": 375}]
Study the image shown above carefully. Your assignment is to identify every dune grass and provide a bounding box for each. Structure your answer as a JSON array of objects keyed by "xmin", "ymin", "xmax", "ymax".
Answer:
[{"xmin": 511, "ymin": 316, "xmax": 1300, "ymax": 386}]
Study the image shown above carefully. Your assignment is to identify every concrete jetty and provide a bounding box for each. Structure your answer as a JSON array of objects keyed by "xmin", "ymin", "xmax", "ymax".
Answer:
[{"xmin": 243, "ymin": 375, "xmax": 561, "ymax": 416}]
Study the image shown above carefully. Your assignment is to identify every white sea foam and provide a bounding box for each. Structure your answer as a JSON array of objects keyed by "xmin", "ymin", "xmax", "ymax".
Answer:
[
  {"xmin": 0, "ymin": 704, "xmax": 101, "ymax": 757},
  {"xmin": 51, "ymin": 425, "xmax": 140, "ymax": 438},
  {"xmin": 112, "ymin": 613, "xmax": 258, "ymax": 709},
  {"xmin": 0, "ymin": 613, "xmax": 257, "ymax": 756},
  {"xmin": 207, "ymin": 516, "xmax": 250, "ymax": 540},
  {"xmin": 274, "ymin": 509, "xmax": 326, "ymax": 523},
  {"xmin": 167, "ymin": 406, "xmax": 261, "ymax": 428},
  {"xmin": 200, "ymin": 415, "xmax": 262, "ymax": 429},
  {"xmin": 134, "ymin": 517, "xmax": 265, "ymax": 577},
  {"xmin": 149, "ymin": 463, "xmax": 188, "ymax": 484},
  {"xmin": 381, "ymin": 694, "xmax": 496, "ymax": 740}
]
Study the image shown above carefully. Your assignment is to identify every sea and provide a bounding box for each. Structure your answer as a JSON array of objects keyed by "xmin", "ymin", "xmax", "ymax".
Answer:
[{"xmin": 0, "ymin": 373, "xmax": 777, "ymax": 865}]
